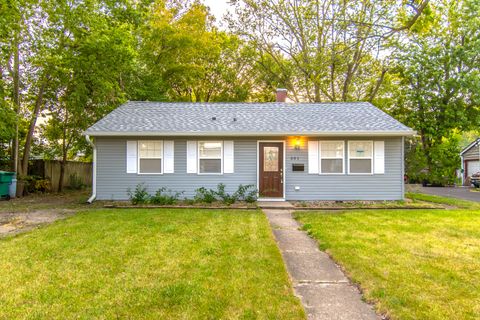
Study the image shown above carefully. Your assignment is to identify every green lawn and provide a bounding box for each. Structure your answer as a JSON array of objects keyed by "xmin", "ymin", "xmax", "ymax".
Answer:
[
  {"xmin": 0, "ymin": 209, "xmax": 304, "ymax": 319},
  {"xmin": 406, "ymin": 191, "xmax": 480, "ymax": 209},
  {"xmin": 295, "ymin": 200, "xmax": 480, "ymax": 320}
]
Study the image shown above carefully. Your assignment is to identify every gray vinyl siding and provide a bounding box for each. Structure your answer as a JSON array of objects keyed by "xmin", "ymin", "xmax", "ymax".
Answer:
[
  {"xmin": 95, "ymin": 136, "xmax": 404, "ymax": 201},
  {"xmin": 95, "ymin": 137, "xmax": 256, "ymax": 200},
  {"xmin": 462, "ymin": 145, "xmax": 480, "ymax": 160},
  {"xmin": 285, "ymin": 137, "xmax": 403, "ymax": 200}
]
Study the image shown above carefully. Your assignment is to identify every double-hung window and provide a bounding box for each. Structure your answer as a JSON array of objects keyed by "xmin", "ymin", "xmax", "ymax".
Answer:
[
  {"xmin": 319, "ymin": 141, "xmax": 344, "ymax": 174},
  {"xmin": 348, "ymin": 141, "xmax": 373, "ymax": 174},
  {"xmin": 138, "ymin": 141, "xmax": 163, "ymax": 174},
  {"xmin": 198, "ymin": 141, "xmax": 222, "ymax": 174}
]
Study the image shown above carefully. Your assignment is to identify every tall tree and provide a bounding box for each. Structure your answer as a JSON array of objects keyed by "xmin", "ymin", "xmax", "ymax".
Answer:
[
  {"xmin": 228, "ymin": 0, "xmax": 430, "ymax": 102},
  {"xmin": 391, "ymin": 0, "xmax": 480, "ymax": 184},
  {"xmin": 136, "ymin": 1, "xmax": 260, "ymax": 102},
  {"xmin": 39, "ymin": 0, "xmax": 136, "ymax": 191}
]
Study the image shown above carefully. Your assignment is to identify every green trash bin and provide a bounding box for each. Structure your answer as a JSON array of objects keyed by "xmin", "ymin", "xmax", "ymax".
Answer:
[{"xmin": 0, "ymin": 171, "xmax": 15, "ymax": 200}]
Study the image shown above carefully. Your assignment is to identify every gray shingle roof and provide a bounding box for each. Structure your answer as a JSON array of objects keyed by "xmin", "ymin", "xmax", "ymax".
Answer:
[{"xmin": 85, "ymin": 101, "xmax": 414, "ymax": 136}]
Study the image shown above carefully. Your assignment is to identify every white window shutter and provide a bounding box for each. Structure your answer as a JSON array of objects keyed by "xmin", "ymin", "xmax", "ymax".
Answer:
[
  {"xmin": 374, "ymin": 141, "xmax": 385, "ymax": 174},
  {"xmin": 126, "ymin": 141, "xmax": 137, "ymax": 173},
  {"xmin": 223, "ymin": 141, "xmax": 234, "ymax": 173},
  {"xmin": 187, "ymin": 141, "xmax": 197, "ymax": 173},
  {"xmin": 308, "ymin": 141, "xmax": 319, "ymax": 174},
  {"xmin": 164, "ymin": 141, "xmax": 174, "ymax": 173}
]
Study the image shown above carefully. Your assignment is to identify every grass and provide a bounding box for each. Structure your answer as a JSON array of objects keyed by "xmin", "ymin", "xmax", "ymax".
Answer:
[
  {"xmin": 0, "ymin": 208, "xmax": 304, "ymax": 319},
  {"xmin": 295, "ymin": 201, "xmax": 480, "ymax": 320},
  {"xmin": 406, "ymin": 192, "xmax": 480, "ymax": 209}
]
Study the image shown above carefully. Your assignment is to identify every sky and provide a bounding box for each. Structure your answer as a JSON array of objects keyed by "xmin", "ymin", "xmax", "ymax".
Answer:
[{"xmin": 203, "ymin": 0, "xmax": 233, "ymax": 25}]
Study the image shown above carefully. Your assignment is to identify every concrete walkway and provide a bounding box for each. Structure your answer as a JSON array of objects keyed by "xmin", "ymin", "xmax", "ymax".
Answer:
[{"xmin": 264, "ymin": 208, "xmax": 378, "ymax": 320}]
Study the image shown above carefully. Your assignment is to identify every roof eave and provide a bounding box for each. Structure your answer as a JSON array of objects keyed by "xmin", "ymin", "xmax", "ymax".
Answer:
[
  {"xmin": 83, "ymin": 130, "xmax": 416, "ymax": 137},
  {"xmin": 460, "ymin": 138, "xmax": 480, "ymax": 156}
]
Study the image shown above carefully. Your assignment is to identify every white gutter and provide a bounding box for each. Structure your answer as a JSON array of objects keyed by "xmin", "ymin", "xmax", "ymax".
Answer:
[
  {"xmin": 85, "ymin": 135, "xmax": 96, "ymax": 203},
  {"xmin": 83, "ymin": 130, "xmax": 417, "ymax": 137}
]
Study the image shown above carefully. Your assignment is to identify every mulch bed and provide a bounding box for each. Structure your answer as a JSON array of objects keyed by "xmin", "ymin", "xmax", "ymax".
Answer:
[
  {"xmin": 291, "ymin": 199, "xmax": 445, "ymax": 210},
  {"xmin": 103, "ymin": 201, "xmax": 258, "ymax": 210},
  {"xmin": 102, "ymin": 198, "xmax": 447, "ymax": 211},
  {"xmin": 104, "ymin": 205, "xmax": 258, "ymax": 210}
]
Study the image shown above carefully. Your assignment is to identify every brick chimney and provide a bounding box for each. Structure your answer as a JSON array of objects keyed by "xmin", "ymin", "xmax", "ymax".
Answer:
[{"xmin": 276, "ymin": 88, "xmax": 287, "ymax": 102}]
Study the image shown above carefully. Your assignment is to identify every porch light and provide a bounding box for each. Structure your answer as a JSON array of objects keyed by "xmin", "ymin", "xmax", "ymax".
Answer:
[{"xmin": 294, "ymin": 138, "xmax": 301, "ymax": 150}]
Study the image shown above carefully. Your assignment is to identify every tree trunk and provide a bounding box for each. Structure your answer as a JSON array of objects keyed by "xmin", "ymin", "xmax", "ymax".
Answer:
[
  {"xmin": 313, "ymin": 83, "xmax": 321, "ymax": 102},
  {"xmin": 368, "ymin": 68, "xmax": 387, "ymax": 102},
  {"xmin": 342, "ymin": 64, "xmax": 354, "ymax": 101},
  {"xmin": 58, "ymin": 154, "xmax": 67, "ymax": 192},
  {"xmin": 12, "ymin": 39, "xmax": 20, "ymax": 174},
  {"xmin": 20, "ymin": 76, "xmax": 48, "ymax": 176},
  {"xmin": 58, "ymin": 119, "xmax": 68, "ymax": 192}
]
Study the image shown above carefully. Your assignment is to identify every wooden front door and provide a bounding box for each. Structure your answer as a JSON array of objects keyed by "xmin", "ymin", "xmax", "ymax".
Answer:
[{"xmin": 259, "ymin": 142, "xmax": 284, "ymax": 198}]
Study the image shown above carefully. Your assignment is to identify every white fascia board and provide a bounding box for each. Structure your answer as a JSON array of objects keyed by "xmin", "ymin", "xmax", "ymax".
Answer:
[
  {"xmin": 460, "ymin": 138, "xmax": 480, "ymax": 156},
  {"xmin": 83, "ymin": 130, "xmax": 417, "ymax": 137}
]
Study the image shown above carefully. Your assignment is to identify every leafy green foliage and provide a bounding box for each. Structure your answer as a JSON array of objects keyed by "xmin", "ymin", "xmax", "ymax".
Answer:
[
  {"xmin": 127, "ymin": 183, "xmax": 150, "ymax": 205},
  {"xmin": 229, "ymin": 0, "xmax": 431, "ymax": 102},
  {"xmin": 391, "ymin": 0, "xmax": 480, "ymax": 184},
  {"xmin": 234, "ymin": 184, "xmax": 258, "ymax": 203},
  {"xmin": 215, "ymin": 183, "xmax": 237, "ymax": 205},
  {"xmin": 18, "ymin": 175, "xmax": 50, "ymax": 194},
  {"xmin": 127, "ymin": 183, "xmax": 256, "ymax": 206},
  {"xmin": 68, "ymin": 173, "xmax": 84, "ymax": 191},
  {"xmin": 194, "ymin": 184, "xmax": 258, "ymax": 205},
  {"xmin": 0, "ymin": 103, "xmax": 16, "ymax": 143},
  {"xmin": 150, "ymin": 187, "xmax": 183, "ymax": 205},
  {"xmin": 194, "ymin": 187, "xmax": 217, "ymax": 204},
  {"xmin": 135, "ymin": 2, "xmax": 259, "ymax": 102}
]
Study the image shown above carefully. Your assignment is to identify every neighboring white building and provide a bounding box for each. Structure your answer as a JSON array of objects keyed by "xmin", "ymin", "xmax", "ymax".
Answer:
[{"xmin": 460, "ymin": 138, "xmax": 480, "ymax": 185}]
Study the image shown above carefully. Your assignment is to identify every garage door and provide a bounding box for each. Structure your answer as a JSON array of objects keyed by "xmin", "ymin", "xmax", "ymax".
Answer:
[{"xmin": 467, "ymin": 161, "xmax": 480, "ymax": 177}]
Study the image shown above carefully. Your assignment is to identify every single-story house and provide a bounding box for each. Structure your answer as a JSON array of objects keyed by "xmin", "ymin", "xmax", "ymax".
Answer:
[
  {"xmin": 84, "ymin": 90, "xmax": 415, "ymax": 202},
  {"xmin": 460, "ymin": 138, "xmax": 480, "ymax": 185}
]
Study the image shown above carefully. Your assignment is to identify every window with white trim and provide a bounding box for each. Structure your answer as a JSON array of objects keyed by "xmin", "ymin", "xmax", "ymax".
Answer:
[
  {"xmin": 348, "ymin": 141, "xmax": 373, "ymax": 174},
  {"xmin": 319, "ymin": 141, "xmax": 344, "ymax": 174},
  {"xmin": 198, "ymin": 141, "xmax": 222, "ymax": 174},
  {"xmin": 138, "ymin": 141, "xmax": 162, "ymax": 174}
]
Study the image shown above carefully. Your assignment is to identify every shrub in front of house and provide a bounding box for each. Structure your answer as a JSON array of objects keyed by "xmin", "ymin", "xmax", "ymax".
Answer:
[
  {"xmin": 127, "ymin": 183, "xmax": 257, "ymax": 206},
  {"xmin": 127, "ymin": 183, "xmax": 150, "ymax": 205},
  {"xmin": 150, "ymin": 187, "xmax": 183, "ymax": 205},
  {"xmin": 216, "ymin": 183, "xmax": 237, "ymax": 205},
  {"xmin": 195, "ymin": 184, "xmax": 258, "ymax": 205},
  {"xmin": 234, "ymin": 184, "xmax": 257, "ymax": 203},
  {"xmin": 194, "ymin": 187, "xmax": 218, "ymax": 204}
]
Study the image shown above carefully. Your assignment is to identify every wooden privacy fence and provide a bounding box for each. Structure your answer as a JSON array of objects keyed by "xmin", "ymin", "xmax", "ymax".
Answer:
[{"xmin": 29, "ymin": 160, "xmax": 92, "ymax": 192}]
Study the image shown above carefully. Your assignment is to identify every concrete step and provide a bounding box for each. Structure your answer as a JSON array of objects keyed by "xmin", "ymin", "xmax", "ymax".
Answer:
[{"xmin": 258, "ymin": 201, "xmax": 294, "ymax": 209}]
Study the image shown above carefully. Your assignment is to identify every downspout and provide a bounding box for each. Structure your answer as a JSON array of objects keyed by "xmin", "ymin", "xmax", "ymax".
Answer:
[
  {"xmin": 86, "ymin": 135, "xmax": 96, "ymax": 203},
  {"xmin": 401, "ymin": 136, "xmax": 405, "ymax": 200},
  {"xmin": 460, "ymin": 154, "xmax": 464, "ymax": 186}
]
